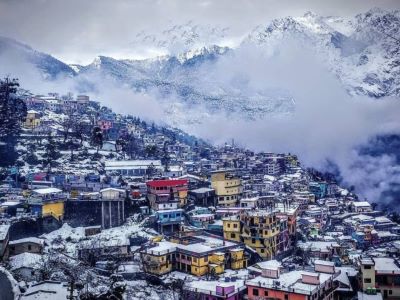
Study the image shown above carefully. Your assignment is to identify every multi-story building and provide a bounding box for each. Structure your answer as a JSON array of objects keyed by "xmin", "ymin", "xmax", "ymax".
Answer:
[
  {"xmin": 223, "ymin": 210, "xmax": 280, "ymax": 259},
  {"xmin": 359, "ymin": 257, "xmax": 400, "ymax": 298},
  {"xmin": 246, "ymin": 260, "xmax": 339, "ymax": 300},
  {"xmin": 24, "ymin": 110, "xmax": 41, "ymax": 129},
  {"xmin": 147, "ymin": 179, "xmax": 188, "ymax": 210},
  {"xmin": 140, "ymin": 233, "xmax": 247, "ymax": 277},
  {"xmin": 211, "ymin": 170, "xmax": 242, "ymax": 207}
]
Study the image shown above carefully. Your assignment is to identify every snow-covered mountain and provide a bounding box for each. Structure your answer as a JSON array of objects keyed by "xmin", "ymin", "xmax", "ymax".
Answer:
[
  {"xmin": 0, "ymin": 8, "xmax": 398, "ymax": 122},
  {"xmin": 0, "ymin": 36, "xmax": 76, "ymax": 79},
  {"xmin": 244, "ymin": 8, "xmax": 400, "ymax": 98}
]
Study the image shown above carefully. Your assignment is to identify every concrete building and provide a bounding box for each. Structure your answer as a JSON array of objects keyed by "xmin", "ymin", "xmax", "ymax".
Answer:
[{"xmin": 211, "ymin": 170, "xmax": 242, "ymax": 207}]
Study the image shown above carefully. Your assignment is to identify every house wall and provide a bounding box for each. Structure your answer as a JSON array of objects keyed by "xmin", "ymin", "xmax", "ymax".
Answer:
[
  {"xmin": 42, "ymin": 201, "xmax": 64, "ymax": 219},
  {"xmin": 9, "ymin": 242, "xmax": 42, "ymax": 256},
  {"xmin": 247, "ymin": 286, "xmax": 307, "ymax": 300}
]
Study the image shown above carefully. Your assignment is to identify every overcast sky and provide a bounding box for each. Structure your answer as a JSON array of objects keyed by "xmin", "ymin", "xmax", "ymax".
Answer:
[{"xmin": 0, "ymin": 0, "xmax": 398, "ymax": 64}]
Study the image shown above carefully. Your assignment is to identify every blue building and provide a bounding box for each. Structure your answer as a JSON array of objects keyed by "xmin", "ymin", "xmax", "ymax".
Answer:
[
  {"xmin": 309, "ymin": 181, "xmax": 328, "ymax": 199},
  {"xmin": 155, "ymin": 209, "xmax": 184, "ymax": 234}
]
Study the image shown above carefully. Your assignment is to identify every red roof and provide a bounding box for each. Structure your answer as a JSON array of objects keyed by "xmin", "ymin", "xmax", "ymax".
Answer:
[{"xmin": 146, "ymin": 179, "xmax": 188, "ymax": 188}]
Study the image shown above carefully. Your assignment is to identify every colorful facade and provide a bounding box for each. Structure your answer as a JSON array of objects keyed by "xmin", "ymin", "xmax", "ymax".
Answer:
[
  {"xmin": 141, "ymin": 234, "xmax": 247, "ymax": 277},
  {"xmin": 211, "ymin": 170, "xmax": 242, "ymax": 207},
  {"xmin": 223, "ymin": 211, "xmax": 281, "ymax": 259}
]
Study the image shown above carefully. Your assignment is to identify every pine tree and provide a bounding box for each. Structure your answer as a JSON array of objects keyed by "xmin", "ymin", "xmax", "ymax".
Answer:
[
  {"xmin": 91, "ymin": 126, "xmax": 103, "ymax": 153},
  {"xmin": 0, "ymin": 77, "xmax": 27, "ymax": 167},
  {"xmin": 43, "ymin": 134, "xmax": 61, "ymax": 173}
]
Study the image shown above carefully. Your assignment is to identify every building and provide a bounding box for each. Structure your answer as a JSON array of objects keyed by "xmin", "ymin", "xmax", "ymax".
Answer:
[
  {"xmin": 29, "ymin": 188, "xmax": 65, "ymax": 220},
  {"xmin": 78, "ymin": 238, "xmax": 130, "ymax": 263},
  {"xmin": 246, "ymin": 260, "xmax": 339, "ymax": 300},
  {"xmin": 64, "ymin": 188, "xmax": 127, "ymax": 229},
  {"xmin": 147, "ymin": 179, "xmax": 188, "ymax": 210},
  {"xmin": 223, "ymin": 210, "xmax": 280, "ymax": 259},
  {"xmin": 9, "ymin": 252, "xmax": 42, "ymax": 282},
  {"xmin": 8, "ymin": 237, "xmax": 44, "ymax": 256},
  {"xmin": 351, "ymin": 201, "xmax": 373, "ymax": 213},
  {"xmin": 211, "ymin": 170, "xmax": 242, "ymax": 207},
  {"xmin": 360, "ymin": 257, "xmax": 400, "ymax": 298},
  {"xmin": 155, "ymin": 209, "xmax": 185, "ymax": 234},
  {"xmin": 24, "ymin": 110, "xmax": 41, "ymax": 129},
  {"xmin": 309, "ymin": 182, "xmax": 328, "ymax": 199},
  {"xmin": 140, "ymin": 233, "xmax": 247, "ymax": 277},
  {"xmin": 104, "ymin": 160, "xmax": 162, "ymax": 176},
  {"xmin": 188, "ymin": 187, "xmax": 216, "ymax": 207},
  {"xmin": 183, "ymin": 279, "xmax": 247, "ymax": 300},
  {"xmin": 21, "ymin": 281, "xmax": 76, "ymax": 299}
]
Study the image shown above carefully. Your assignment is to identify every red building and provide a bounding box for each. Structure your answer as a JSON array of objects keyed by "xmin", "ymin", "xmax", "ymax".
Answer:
[{"xmin": 146, "ymin": 179, "xmax": 188, "ymax": 211}]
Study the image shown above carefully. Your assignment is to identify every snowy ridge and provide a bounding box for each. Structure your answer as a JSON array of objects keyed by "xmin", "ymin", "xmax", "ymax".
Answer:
[{"xmin": 0, "ymin": 9, "xmax": 399, "ymax": 126}]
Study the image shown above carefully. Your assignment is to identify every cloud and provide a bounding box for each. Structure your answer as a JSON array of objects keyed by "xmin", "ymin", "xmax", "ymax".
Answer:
[
  {"xmin": 0, "ymin": 0, "xmax": 399, "ymax": 63},
  {"xmin": 173, "ymin": 39, "xmax": 400, "ymax": 204}
]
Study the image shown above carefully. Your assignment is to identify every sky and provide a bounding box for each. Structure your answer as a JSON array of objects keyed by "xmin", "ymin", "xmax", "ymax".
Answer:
[{"xmin": 0, "ymin": 0, "xmax": 399, "ymax": 64}]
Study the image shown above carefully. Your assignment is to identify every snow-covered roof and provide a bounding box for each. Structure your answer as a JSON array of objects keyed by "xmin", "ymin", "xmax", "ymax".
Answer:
[
  {"xmin": 9, "ymin": 237, "xmax": 44, "ymax": 246},
  {"xmin": 105, "ymin": 160, "xmax": 162, "ymax": 170},
  {"xmin": 21, "ymin": 281, "xmax": 72, "ymax": 299},
  {"xmin": 314, "ymin": 259, "xmax": 334, "ymax": 267},
  {"xmin": 32, "ymin": 188, "xmax": 62, "ymax": 195},
  {"xmin": 9, "ymin": 253, "xmax": 42, "ymax": 270},
  {"xmin": 99, "ymin": 187, "xmax": 125, "ymax": 193},
  {"xmin": 184, "ymin": 278, "xmax": 246, "ymax": 295},
  {"xmin": 352, "ymin": 201, "xmax": 371, "ymax": 207},
  {"xmin": 256, "ymin": 259, "xmax": 282, "ymax": 270},
  {"xmin": 247, "ymin": 270, "xmax": 333, "ymax": 295},
  {"xmin": 0, "ymin": 201, "xmax": 21, "ymax": 207},
  {"xmin": 144, "ymin": 235, "xmax": 238, "ymax": 256},
  {"xmin": 190, "ymin": 187, "xmax": 214, "ymax": 193},
  {"xmin": 374, "ymin": 257, "xmax": 400, "ymax": 274},
  {"xmin": 357, "ymin": 292, "xmax": 383, "ymax": 300}
]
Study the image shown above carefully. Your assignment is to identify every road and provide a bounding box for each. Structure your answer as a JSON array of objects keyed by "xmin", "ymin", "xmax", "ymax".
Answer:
[{"xmin": 0, "ymin": 270, "xmax": 15, "ymax": 300}]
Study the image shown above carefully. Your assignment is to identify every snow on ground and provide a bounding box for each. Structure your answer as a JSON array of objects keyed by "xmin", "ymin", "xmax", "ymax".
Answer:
[
  {"xmin": 0, "ymin": 266, "xmax": 21, "ymax": 299},
  {"xmin": 41, "ymin": 223, "xmax": 86, "ymax": 257}
]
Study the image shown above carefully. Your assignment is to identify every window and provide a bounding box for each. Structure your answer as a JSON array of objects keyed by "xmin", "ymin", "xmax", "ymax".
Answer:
[
  {"xmin": 389, "ymin": 290, "xmax": 393, "ymax": 295},
  {"xmin": 264, "ymin": 291, "xmax": 269, "ymax": 296},
  {"xmin": 253, "ymin": 289, "xmax": 259, "ymax": 296},
  {"xmin": 284, "ymin": 294, "xmax": 288, "ymax": 300},
  {"xmin": 364, "ymin": 278, "xmax": 372, "ymax": 283},
  {"xmin": 204, "ymin": 256, "xmax": 208, "ymax": 262},
  {"xmin": 227, "ymin": 223, "xmax": 231, "ymax": 228},
  {"xmin": 193, "ymin": 258, "xmax": 197, "ymax": 263},
  {"xmin": 364, "ymin": 265, "xmax": 372, "ymax": 269},
  {"xmin": 233, "ymin": 223, "xmax": 238, "ymax": 228},
  {"xmin": 231, "ymin": 233, "xmax": 236, "ymax": 239},
  {"xmin": 28, "ymin": 245, "xmax": 32, "ymax": 251}
]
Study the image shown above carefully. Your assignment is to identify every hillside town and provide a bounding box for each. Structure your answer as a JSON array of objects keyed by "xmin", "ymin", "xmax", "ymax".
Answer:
[{"xmin": 0, "ymin": 88, "xmax": 399, "ymax": 300}]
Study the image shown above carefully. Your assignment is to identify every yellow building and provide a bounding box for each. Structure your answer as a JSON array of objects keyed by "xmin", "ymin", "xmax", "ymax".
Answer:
[
  {"xmin": 223, "ymin": 216, "xmax": 242, "ymax": 242},
  {"xmin": 230, "ymin": 248, "xmax": 247, "ymax": 269},
  {"xmin": 211, "ymin": 170, "xmax": 242, "ymax": 207},
  {"xmin": 141, "ymin": 250, "xmax": 174, "ymax": 275},
  {"xmin": 42, "ymin": 201, "xmax": 64, "ymax": 219},
  {"xmin": 140, "ymin": 234, "xmax": 247, "ymax": 277},
  {"xmin": 24, "ymin": 110, "xmax": 41, "ymax": 129},
  {"xmin": 178, "ymin": 190, "xmax": 188, "ymax": 207},
  {"xmin": 223, "ymin": 211, "xmax": 280, "ymax": 259}
]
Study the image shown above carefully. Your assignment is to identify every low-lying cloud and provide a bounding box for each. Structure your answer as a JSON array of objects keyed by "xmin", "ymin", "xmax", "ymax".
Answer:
[{"xmin": 1, "ymin": 36, "xmax": 399, "ymax": 207}]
